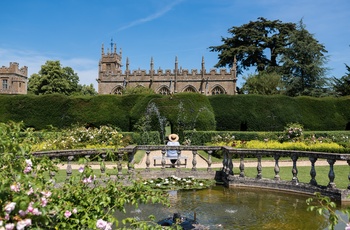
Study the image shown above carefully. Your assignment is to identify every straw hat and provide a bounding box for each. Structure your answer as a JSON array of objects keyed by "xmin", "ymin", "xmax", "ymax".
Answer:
[{"xmin": 168, "ymin": 134, "xmax": 179, "ymax": 142}]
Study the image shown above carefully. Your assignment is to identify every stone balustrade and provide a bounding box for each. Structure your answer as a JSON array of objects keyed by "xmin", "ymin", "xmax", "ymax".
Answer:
[{"xmin": 32, "ymin": 145, "xmax": 350, "ymax": 203}]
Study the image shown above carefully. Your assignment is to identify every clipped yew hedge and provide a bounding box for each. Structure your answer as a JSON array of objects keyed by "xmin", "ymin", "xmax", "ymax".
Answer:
[{"xmin": 209, "ymin": 95, "xmax": 350, "ymax": 131}]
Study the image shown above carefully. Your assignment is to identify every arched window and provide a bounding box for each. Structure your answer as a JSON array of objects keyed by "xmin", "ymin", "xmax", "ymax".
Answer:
[
  {"xmin": 112, "ymin": 86, "xmax": 123, "ymax": 95},
  {"xmin": 158, "ymin": 86, "xmax": 170, "ymax": 95},
  {"xmin": 211, "ymin": 85, "xmax": 225, "ymax": 95},
  {"xmin": 183, "ymin": 85, "xmax": 197, "ymax": 93}
]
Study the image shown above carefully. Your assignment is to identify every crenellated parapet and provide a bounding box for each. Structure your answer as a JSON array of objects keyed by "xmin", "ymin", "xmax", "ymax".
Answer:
[
  {"xmin": 97, "ymin": 41, "xmax": 237, "ymax": 95},
  {"xmin": 0, "ymin": 62, "xmax": 28, "ymax": 77}
]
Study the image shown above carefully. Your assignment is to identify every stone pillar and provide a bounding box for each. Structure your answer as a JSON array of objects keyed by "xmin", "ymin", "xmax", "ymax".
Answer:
[
  {"xmin": 256, "ymin": 155, "xmax": 262, "ymax": 179},
  {"xmin": 327, "ymin": 159, "xmax": 336, "ymax": 189},
  {"xmin": 207, "ymin": 150, "xmax": 212, "ymax": 172},
  {"xmin": 192, "ymin": 150, "xmax": 197, "ymax": 171},
  {"xmin": 100, "ymin": 154, "xmax": 106, "ymax": 174},
  {"xmin": 239, "ymin": 153, "xmax": 245, "ymax": 178},
  {"xmin": 309, "ymin": 157, "xmax": 318, "ymax": 186},
  {"xmin": 291, "ymin": 154, "xmax": 299, "ymax": 184},
  {"xmin": 145, "ymin": 151, "xmax": 151, "ymax": 172},
  {"xmin": 66, "ymin": 156, "xmax": 74, "ymax": 181},
  {"xmin": 274, "ymin": 154, "xmax": 280, "ymax": 181}
]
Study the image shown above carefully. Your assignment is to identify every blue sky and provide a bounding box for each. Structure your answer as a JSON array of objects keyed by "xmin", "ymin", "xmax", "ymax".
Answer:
[{"xmin": 1, "ymin": 0, "xmax": 349, "ymax": 90}]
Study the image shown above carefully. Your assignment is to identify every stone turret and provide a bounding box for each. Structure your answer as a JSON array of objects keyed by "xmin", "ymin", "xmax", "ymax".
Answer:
[{"xmin": 0, "ymin": 62, "xmax": 28, "ymax": 94}]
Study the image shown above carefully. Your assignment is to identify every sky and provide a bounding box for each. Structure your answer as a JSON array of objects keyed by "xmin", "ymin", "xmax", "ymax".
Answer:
[{"xmin": 1, "ymin": 0, "xmax": 349, "ymax": 90}]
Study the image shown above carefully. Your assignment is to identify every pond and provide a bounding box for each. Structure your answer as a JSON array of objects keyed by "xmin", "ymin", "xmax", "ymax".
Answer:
[{"xmin": 117, "ymin": 186, "xmax": 349, "ymax": 229}]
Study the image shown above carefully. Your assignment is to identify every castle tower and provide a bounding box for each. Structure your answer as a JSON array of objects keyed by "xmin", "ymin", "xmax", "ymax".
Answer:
[
  {"xmin": 97, "ymin": 39, "xmax": 123, "ymax": 93},
  {"xmin": 0, "ymin": 62, "xmax": 28, "ymax": 94}
]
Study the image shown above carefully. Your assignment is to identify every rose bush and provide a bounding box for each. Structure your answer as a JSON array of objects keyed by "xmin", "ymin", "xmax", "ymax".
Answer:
[{"xmin": 0, "ymin": 122, "xmax": 169, "ymax": 229}]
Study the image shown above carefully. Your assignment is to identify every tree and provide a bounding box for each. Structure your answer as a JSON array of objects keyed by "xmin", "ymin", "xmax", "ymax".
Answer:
[
  {"xmin": 210, "ymin": 18, "xmax": 329, "ymax": 97},
  {"xmin": 242, "ymin": 71, "xmax": 284, "ymax": 95},
  {"xmin": 28, "ymin": 60, "xmax": 80, "ymax": 95},
  {"xmin": 209, "ymin": 17, "xmax": 296, "ymax": 73},
  {"xmin": 281, "ymin": 20, "xmax": 329, "ymax": 97},
  {"xmin": 76, "ymin": 84, "xmax": 98, "ymax": 96},
  {"xmin": 332, "ymin": 64, "xmax": 350, "ymax": 96}
]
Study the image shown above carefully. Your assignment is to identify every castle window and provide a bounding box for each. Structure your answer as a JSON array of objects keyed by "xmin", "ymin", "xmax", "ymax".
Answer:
[
  {"xmin": 211, "ymin": 86, "xmax": 224, "ymax": 95},
  {"xmin": 183, "ymin": 85, "xmax": 197, "ymax": 93},
  {"xmin": 158, "ymin": 87, "xmax": 170, "ymax": 95},
  {"xmin": 2, "ymin": 80, "xmax": 8, "ymax": 89},
  {"xmin": 113, "ymin": 86, "xmax": 123, "ymax": 95}
]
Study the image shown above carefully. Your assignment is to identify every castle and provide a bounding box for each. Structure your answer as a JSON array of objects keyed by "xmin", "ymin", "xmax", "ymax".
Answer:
[
  {"xmin": 0, "ymin": 62, "xmax": 28, "ymax": 95},
  {"xmin": 97, "ymin": 42, "xmax": 237, "ymax": 95}
]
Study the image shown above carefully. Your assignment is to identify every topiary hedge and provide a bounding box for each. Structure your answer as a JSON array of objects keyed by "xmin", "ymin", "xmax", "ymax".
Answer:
[{"xmin": 209, "ymin": 94, "xmax": 350, "ymax": 131}]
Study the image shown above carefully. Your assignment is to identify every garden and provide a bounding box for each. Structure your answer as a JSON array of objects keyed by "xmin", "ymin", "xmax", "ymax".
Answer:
[{"xmin": 1, "ymin": 120, "xmax": 350, "ymax": 229}]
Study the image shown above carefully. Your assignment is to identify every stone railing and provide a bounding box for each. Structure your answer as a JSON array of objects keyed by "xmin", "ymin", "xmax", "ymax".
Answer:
[
  {"xmin": 32, "ymin": 146, "xmax": 350, "ymax": 203},
  {"xmin": 221, "ymin": 147, "xmax": 350, "ymax": 203}
]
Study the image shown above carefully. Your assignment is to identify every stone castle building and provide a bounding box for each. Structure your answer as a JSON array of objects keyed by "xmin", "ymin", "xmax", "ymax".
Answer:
[
  {"xmin": 0, "ymin": 62, "xmax": 28, "ymax": 95},
  {"xmin": 97, "ymin": 42, "xmax": 237, "ymax": 95}
]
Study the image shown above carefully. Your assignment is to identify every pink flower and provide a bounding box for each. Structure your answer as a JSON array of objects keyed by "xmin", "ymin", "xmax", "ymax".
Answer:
[
  {"xmin": 27, "ymin": 187, "xmax": 34, "ymax": 195},
  {"xmin": 4, "ymin": 202, "xmax": 16, "ymax": 214},
  {"xmin": 41, "ymin": 190, "xmax": 52, "ymax": 198},
  {"xmin": 78, "ymin": 167, "xmax": 84, "ymax": 173},
  {"xmin": 23, "ymin": 166, "xmax": 32, "ymax": 174},
  {"xmin": 16, "ymin": 219, "xmax": 31, "ymax": 230},
  {"xmin": 96, "ymin": 219, "xmax": 112, "ymax": 230},
  {"xmin": 345, "ymin": 223, "xmax": 350, "ymax": 230},
  {"xmin": 41, "ymin": 197, "xmax": 48, "ymax": 207},
  {"xmin": 10, "ymin": 183, "xmax": 20, "ymax": 192},
  {"xmin": 5, "ymin": 223, "xmax": 15, "ymax": 230},
  {"xmin": 64, "ymin": 210, "xmax": 72, "ymax": 218}
]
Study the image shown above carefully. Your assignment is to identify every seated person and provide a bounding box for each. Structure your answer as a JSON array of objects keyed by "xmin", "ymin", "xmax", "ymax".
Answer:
[{"xmin": 167, "ymin": 134, "xmax": 180, "ymax": 165}]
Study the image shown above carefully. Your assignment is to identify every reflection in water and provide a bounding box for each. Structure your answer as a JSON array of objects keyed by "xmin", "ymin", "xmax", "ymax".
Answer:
[{"xmin": 116, "ymin": 186, "xmax": 348, "ymax": 229}]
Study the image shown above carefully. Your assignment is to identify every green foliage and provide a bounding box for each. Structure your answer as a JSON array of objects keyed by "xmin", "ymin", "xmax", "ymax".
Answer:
[
  {"xmin": 0, "ymin": 121, "xmax": 169, "ymax": 229},
  {"xmin": 28, "ymin": 60, "xmax": 80, "ymax": 96},
  {"xmin": 242, "ymin": 71, "xmax": 284, "ymax": 95},
  {"xmin": 209, "ymin": 17, "xmax": 296, "ymax": 73},
  {"xmin": 332, "ymin": 64, "xmax": 350, "ymax": 96},
  {"xmin": 281, "ymin": 20, "xmax": 329, "ymax": 97},
  {"xmin": 31, "ymin": 125, "xmax": 123, "ymax": 151},
  {"xmin": 278, "ymin": 122, "xmax": 304, "ymax": 142},
  {"xmin": 208, "ymin": 94, "xmax": 350, "ymax": 131},
  {"xmin": 306, "ymin": 192, "xmax": 350, "ymax": 230}
]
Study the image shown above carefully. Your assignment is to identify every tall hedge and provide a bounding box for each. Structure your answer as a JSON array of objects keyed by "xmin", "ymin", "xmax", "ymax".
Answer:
[
  {"xmin": 0, "ymin": 94, "xmax": 349, "ymax": 132},
  {"xmin": 209, "ymin": 94, "xmax": 350, "ymax": 131}
]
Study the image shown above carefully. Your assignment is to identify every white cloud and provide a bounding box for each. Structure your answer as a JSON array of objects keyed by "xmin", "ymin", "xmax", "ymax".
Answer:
[{"xmin": 116, "ymin": 0, "xmax": 184, "ymax": 32}]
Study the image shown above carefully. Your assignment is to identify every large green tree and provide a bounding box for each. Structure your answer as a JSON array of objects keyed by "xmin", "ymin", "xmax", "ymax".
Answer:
[
  {"xmin": 281, "ymin": 20, "xmax": 329, "ymax": 97},
  {"xmin": 209, "ymin": 17, "xmax": 296, "ymax": 73},
  {"xmin": 332, "ymin": 64, "xmax": 350, "ymax": 96},
  {"xmin": 28, "ymin": 60, "xmax": 80, "ymax": 95},
  {"xmin": 210, "ymin": 18, "xmax": 329, "ymax": 97}
]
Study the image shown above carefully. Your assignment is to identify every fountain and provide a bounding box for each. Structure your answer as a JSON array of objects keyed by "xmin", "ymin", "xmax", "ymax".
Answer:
[{"xmin": 116, "ymin": 186, "xmax": 349, "ymax": 229}]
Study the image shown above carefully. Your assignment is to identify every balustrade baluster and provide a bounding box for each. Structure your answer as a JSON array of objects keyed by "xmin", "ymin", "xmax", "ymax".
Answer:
[
  {"xmin": 192, "ymin": 150, "xmax": 197, "ymax": 171},
  {"xmin": 228, "ymin": 151, "xmax": 233, "ymax": 175},
  {"xmin": 117, "ymin": 153, "xmax": 123, "ymax": 175},
  {"xmin": 327, "ymin": 159, "xmax": 336, "ymax": 189},
  {"xmin": 274, "ymin": 154, "xmax": 280, "ymax": 181},
  {"xmin": 145, "ymin": 151, "xmax": 151, "ymax": 172},
  {"xmin": 348, "ymin": 160, "xmax": 350, "ymax": 190},
  {"xmin": 128, "ymin": 151, "xmax": 135, "ymax": 172},
  {"xmin": 161, "ymin": 149, "xmax": 166, "ymax": 170},
  {"xmin": 50, "ymin": 157, "xmax": 56, "ymax": 182},
  {"xmin": 239, "ymin": 153, "xmax": 245, "ymax": 177},
  {"xmin": 207, "ymin": 150, "xmax": 212, "ymax": 172},
  {"xmin": 309, "ymin": 157, "xmax": 318, "ymax": 185},
  {"xmin": 256, "ymin": 155, "xmax": 262, "ymax": 179},
  {"xmin": 177, "ymin": 150, "xmax": 182, "ymax": 170},
  {"xmin": 100, "ymin": 154, "xmax": 106, "ymax": 174},
  {"xmin": 66, "ymin": 156, "xmax": 74, "ymax": 181},
  {"xmin": 222, "ymin": 150, "xmax": 227, "ymax": 173},
  {"xmin": 291, "ymin": 154, "xmax": 299, "ymax": 184}
]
